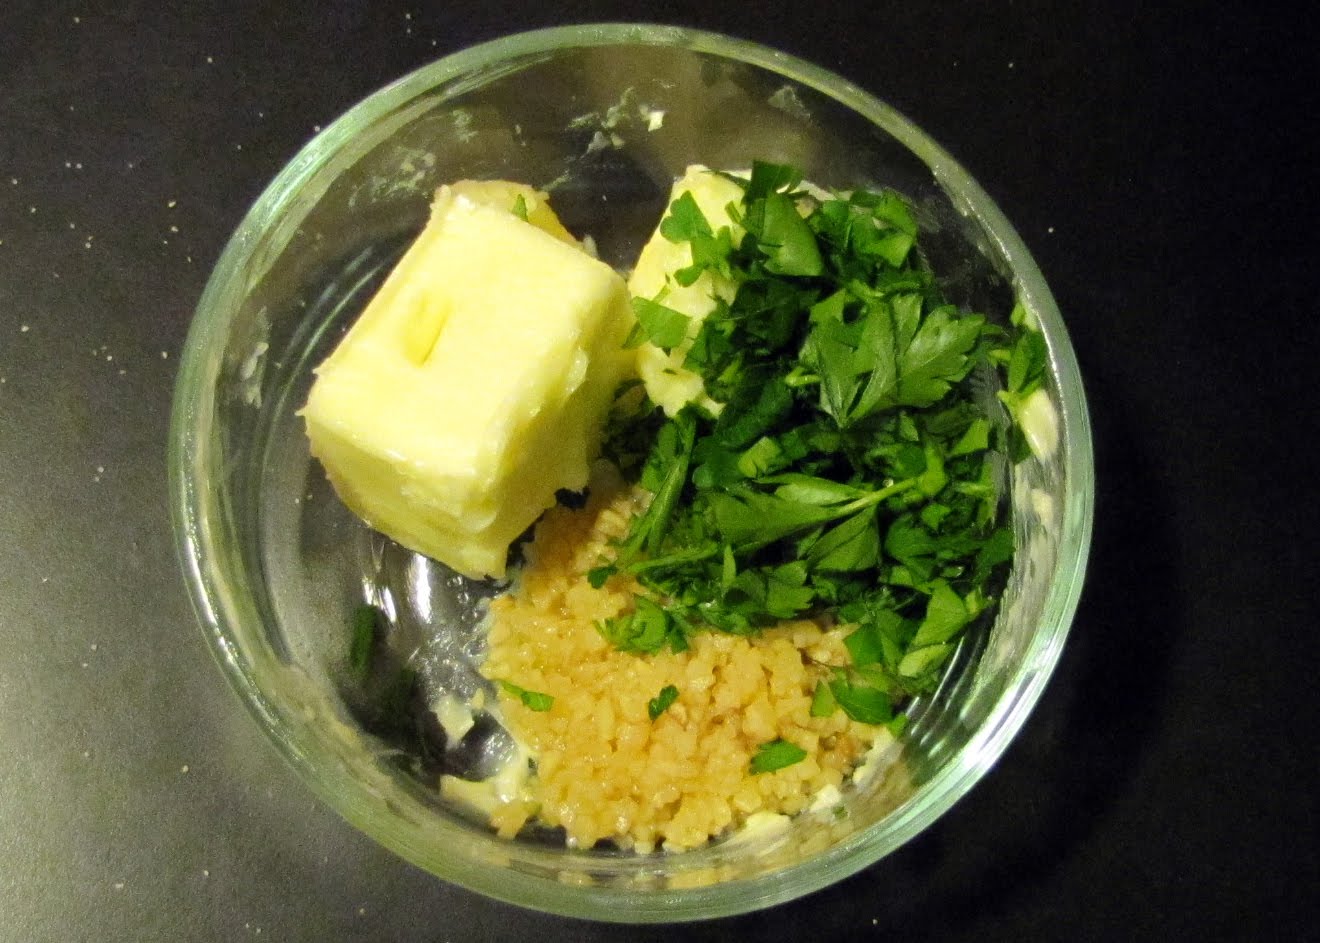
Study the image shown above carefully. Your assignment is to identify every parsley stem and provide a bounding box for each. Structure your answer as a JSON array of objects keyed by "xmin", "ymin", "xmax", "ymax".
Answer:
[
  {"xmin": 627, "ymin": 544, "xmax": 722, "ymax": 574},
  {"xmin": 840, "ymin": 478, "xmax": 919, "ymax": 515}
]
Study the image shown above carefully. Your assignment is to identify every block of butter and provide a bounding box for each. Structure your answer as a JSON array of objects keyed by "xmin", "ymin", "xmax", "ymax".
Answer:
[
  {"xmin": 302, "ymin": 182, "xmax": 633, "ymax": 579},
  {"xmin": 627, "ymin": 165, "xmax": 746, "ymax": 416}
]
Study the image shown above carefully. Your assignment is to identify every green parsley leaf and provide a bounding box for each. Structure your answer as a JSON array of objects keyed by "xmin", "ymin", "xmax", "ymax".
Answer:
[
  {"xmin": 737, "ymin": 436, "xmax": 784, "ymax": 478},
  {"xmin": 949, "ymin": 417, "xmax": 991, "ymax": 457},
  {"xmin": 597, "ymin": 596, "xmax": 672, "ymax": 654},
  {"xmin": 768, "ymin": 473, "xmax": 866, "ymax": 506},
  {"xmin": 631, "ymin": 297, "xmax": 691, "ymax": 351},
  {"xmin": 1006, "ymin": 328, "xmax": 1048, "ymax": 395},
  {"xmin": 750, "ymin": 738, "xmax": 808, "ymax": 774},
  {"xmin": 712, "ymin": 378, "xmax": 794, "ymax": 449},
  {"xmin": 759, "ymin": 193, "xmax": 824, "ymax": 276},
  {"xmin": 498, "ymin": 680, "xmax": 554, "ymax": 712},
  {"xmin": 708, "ymin": 491, "xmax": 838, "ymax": 549},
  {"xmin": 829, "ymin": 677, "xmax": 894, "ymax": 724},
  {"xmin": 808, "ymin": 506, "xmax": 879, "ymax": 572},
  {"xmin": 810, "ymin": 680, "xmax": 837, "ymax": 717},
  {"xmin": 648, "ymin": 684, "xmax": 680, "ymax": 721},
  {"xmin": 659, "ymin": 191, "xmax": 713, "ymax": 243},
  {"xmin": 911, "ymin": 580, "xmax": 970, "ymax": 647},
  {"xmin": 897, "ymin": 643, "xmax": 953, "ymax": 679},
  {"xmin": 743, "ymin": 160, "xmax": 804, "ymax": 201},
  {"xmin": 895, "ymin": 306, "xmax": 985, "ymax": 407},
  {"xmin": 843, "ymin": 621, "xmax": 884, "ymax": 668},
  {"xmin": 511, "ymin": 193, "xmax": 529, "ymax": 221}
]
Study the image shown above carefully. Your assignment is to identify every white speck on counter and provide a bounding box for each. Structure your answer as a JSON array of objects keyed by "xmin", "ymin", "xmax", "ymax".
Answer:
[
  {"xmin": 180, "ymin": 764, "xmax": 190, "ymax": 773},
  {"xmin": 28, "ymin": 206, "xmax": 36, "ymax": 214},
  {"xmin": 167, "ymin": 199, "xmax": 177, "ymax": 208},
  {"xmin": 90, "ymin": 643, "xmax": 98, "ymax": 651},
  {"xmin": 206, "ymin": 55, "xmax": 214, "ymax": 64},
  {"xmin": 161, "ymin": 350, "xmax": 169, "ymax": 359},
  {"xmin": 1048, "ymin": 225, "xmax": 1055, "ymax": 233},
  {"xmin": 113, "ymin": 882, "xmax": 124, "ymax": 891},
  {"xmin": 169, "ymin": 225, "xmax": 178, "ymax": 233},
  {"xmin": 357, "ymin": 907, "xmax": 367, "ymax": 917},
  {"xmin": 202, "ymin": 869, "xmax": 209, "ymax": 878},
  {"xmin": 1008, "ymin": 61, "xmax": 1015, "ymax": 69},
  {"xmin": 20, "ymin": 324, "xmax": 29, "ymax": 332}
]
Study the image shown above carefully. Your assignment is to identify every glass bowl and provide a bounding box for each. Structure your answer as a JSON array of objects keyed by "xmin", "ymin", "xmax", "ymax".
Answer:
[{"xmin": 169, "ymin": 24, "xmax": 1093, "ymax": 922}]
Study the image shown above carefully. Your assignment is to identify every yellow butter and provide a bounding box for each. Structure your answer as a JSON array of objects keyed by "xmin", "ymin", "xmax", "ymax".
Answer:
[
  {"xmin": 302, "ymin": 183, "xmax": 633, "ymax": 579},
  {"xmin": 627, "ymin": 165, "xmax": 745, "ymax": 416}
]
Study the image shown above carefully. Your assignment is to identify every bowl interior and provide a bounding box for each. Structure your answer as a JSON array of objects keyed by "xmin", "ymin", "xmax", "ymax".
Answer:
[{"xmin": 171, "ymin": 24, "xmax": 1092, "ymax": 922}]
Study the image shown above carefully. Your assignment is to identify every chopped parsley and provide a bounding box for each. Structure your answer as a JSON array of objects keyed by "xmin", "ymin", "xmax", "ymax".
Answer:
[
  {"xmin": 600, "ymin": 160, "xmax": 1042, "ymax": 726},
  {"xmin": 750, "ymin": 739, "xmax": 808, "ymax": 774},
  {"xmin": 647, "ymin": 684, "xmax": 680, "ymax": 721},
  {"xmin": 497, "ymin": 680, "xmax": 555, "ymax": 712}
]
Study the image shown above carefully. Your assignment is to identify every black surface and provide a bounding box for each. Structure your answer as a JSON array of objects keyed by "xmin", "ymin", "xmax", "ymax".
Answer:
[{"xmin": 2, "ymin": 1, "xmax": 1317, "ymax": 940}]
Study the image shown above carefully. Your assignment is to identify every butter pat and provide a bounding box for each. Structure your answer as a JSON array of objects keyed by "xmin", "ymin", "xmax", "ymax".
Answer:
[
  {"xmin": 627, "ymin": 165, "xmax": 745, "ymax": 416},
  {"xmin": 303, "ymin": 182, "xmax": 633, "ymax": 579}
]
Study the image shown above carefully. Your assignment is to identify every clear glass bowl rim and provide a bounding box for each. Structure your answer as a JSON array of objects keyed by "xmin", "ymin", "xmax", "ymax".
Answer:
[{"xmin": 168, "ymin": 22, "xmax": 1095, "ymax": 922}]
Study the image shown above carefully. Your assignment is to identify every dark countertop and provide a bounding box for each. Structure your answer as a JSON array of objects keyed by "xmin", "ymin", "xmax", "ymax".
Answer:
[{"xmin": 1, "ymin": 1, "xmax": 1316, "ymax": 940}]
